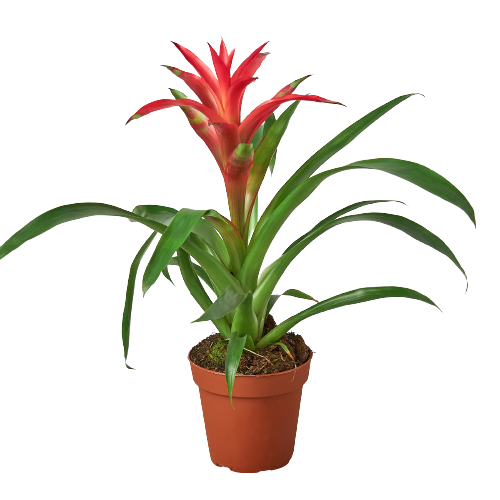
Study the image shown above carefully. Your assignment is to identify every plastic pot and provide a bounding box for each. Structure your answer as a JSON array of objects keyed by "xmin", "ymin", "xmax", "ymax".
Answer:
[{"xmin": 189, "ymin": 351, "xmax": 312, "ymax": 473}]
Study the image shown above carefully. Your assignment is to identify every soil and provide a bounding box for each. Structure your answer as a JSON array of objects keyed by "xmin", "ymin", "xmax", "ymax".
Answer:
[{"xmin": 189, "ymin": 315, "xmax": 312, "ymax": 375}]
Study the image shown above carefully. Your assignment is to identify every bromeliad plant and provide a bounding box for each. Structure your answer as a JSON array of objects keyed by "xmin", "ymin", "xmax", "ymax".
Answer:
[{"xmin": 0, "ymin": 40, "xmax": 474, "ymax": 405}]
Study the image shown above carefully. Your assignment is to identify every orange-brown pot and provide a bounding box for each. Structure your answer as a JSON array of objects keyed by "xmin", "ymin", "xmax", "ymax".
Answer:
[{"xmin": 189, "ymin": 351, "xmax": 312, "ymax": 473}]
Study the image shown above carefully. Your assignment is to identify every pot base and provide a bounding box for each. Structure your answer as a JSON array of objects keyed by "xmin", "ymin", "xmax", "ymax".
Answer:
[{"xmin": 212, "ymin": 458, "xmax": 290, "ymax": 473}]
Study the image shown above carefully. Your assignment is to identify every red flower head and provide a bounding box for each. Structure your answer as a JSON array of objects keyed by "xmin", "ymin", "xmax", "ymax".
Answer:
[{"xmin": 127, "ymin": 39, "xmax": 343, "ymax": 234}]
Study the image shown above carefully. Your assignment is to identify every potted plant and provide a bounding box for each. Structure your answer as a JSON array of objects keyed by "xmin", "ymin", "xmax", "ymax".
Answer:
[{"xmin": 0, "ymin": 39, "xmax": 474, "ymax": 473}]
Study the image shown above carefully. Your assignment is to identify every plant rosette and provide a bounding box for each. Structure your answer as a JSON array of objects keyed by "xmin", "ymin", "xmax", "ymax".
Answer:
[{"xmin": 0, "ymin": 39, "xmax": 475, "ymax": 473}]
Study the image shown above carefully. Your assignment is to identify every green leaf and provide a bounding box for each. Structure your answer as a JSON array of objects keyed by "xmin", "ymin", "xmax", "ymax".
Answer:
[
  {"xmin": 193, "ymin": 286, "xmax": 248, "ymax": 323},
  {"xmin": 283, "ymin": 200, "xmax": 401, "ymax": 254},
  {"xmin": 241, "ymin": 169, "xmax": 362, "ymax": 290},
  {"xmin": 266, "ymin": 296, "xmax": 280, "ymax": 317},
  {"xmin": 230, "ymin": 291, "xmax": 259, "ymax": 343},
  {"xmin": 375, "ymin": 212, "xmax": 466, "ymax": 274},
  {"xmin": 135, "ymin": 205, "xmax": 230, "ymax": 268},
  {"xmin": 203, "ymin": 213, "xmax": 246, "ymax": 274},
  {"xmin": 183, "ymin": 235, "xmax": 245, "ymax": 296},
  {"xmin": 132, "ymin": 205, "xmax": 177, "ymax": 225},
  {"xmin": 250, "ymin": 124, "xmax": 264, "ymax": 149},
  {"xmin": 165, "ymin": 255, "xmax": 178, "ymax": 265},
  {"xmin": 245, "ymin": 113, "xmax": 276, "ymax": 247},
  {"xmin": 122, "ymin": 232, "xmax": 157, "ymax": 369},
  {"xmin": 249, "ymin": 203, "xmax": 398, "ymax": 315},
  {"xmin": 246, "ymin": 195, "xmax": 259, "ymax": 246},
  {"xmin": 264, "ymin": 289, "xmax": 318, "ymax": 318},
  {"xmin": 256, "ymin": 286, "xmax": 439, "ymax": 348},
  {"xmin": 264, "ymin": 112, "xmax": 280, "ymax": 178},
  {"xmin": 161, "ymin": 261, "xmax": 174, "ymax": 284},
  {"xmin": 279, "ymin": 288, "xmax": 317, "ymax": 300},
  {"xmin": 0, "ymin": 203, "xmax": 167, "ymax": 261},
  {"xmin": 262, "ymin": 112, "xmax": 277, "ymax": 136},
  {"xmin": 252, "ymin": 104, "xmax": 297, "ymax": 186},
  {"xmin": 337, "ymin": 159, "xmax": 475, "ymax": 225},
  {"xmin": 225, "ymin": 331, "xmax": 247, "ymax": 408},
  {"xmin": 244, "ymin": 102, "xmax": 301, "ymax": 232},
  {"xmin": 253, "ymin": 203, "xmax": 466, "ymax": 319},
  {"xmin": 0, "ymin": 201, "xmax": 241, "ymax": 299},
  {"xmin": 248, "ymin": 113, "xmax": 277, "ymax": 152},
  {"xmin": 268, "ymin": 151, "xmax": 277, "ymax": 175},
  {"xmin": 252, "ymin": 94, "xmax": 420, "ymax": 244},
  {"xmin": 166, "ymin": 252, "xmax": 216, "ymax": 293},
  {"xmin": 274, "ymin": 342, "xmax": 294, "ymax": 360},
  {"xmin": 188, "ymin": 232, "xmax": 218, "ymax": 261},
  {"xmin": 243, "ymin": 149, "xmax": 474, "ymax": 290},
  {"xmin": 177, "ymin": 249, "xmax": 231, "ymax": 338},
  {"xmin": 142, "ymin": 208, "xmax": 207, "ymax": 296}
]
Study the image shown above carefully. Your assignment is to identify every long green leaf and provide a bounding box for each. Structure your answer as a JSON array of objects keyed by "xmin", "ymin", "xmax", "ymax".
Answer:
[
  {"xmin": 230, "ymin": 291, "xmax": 259, "ymax": 344},
  {"xmin": 271, "ymin": 289, "xmax": 317, "ymax": 308},
  {"xmin": 241, "ymin": 169, "xmax": 373, "ymax": 289},
  {"xmin": 162, "ymin": 254, "xmax": 215, "ymax": 293},
  {"xmin": 142, "ymin": 208, "xmax": 247, "ymax": 295},
  {"xmin": 225, "ymin": 331, "xmax": 247, "ymax": 408},
  {"xmin": 334, "ymin": 159, "xmax": 475, "ymax": 225},
  {"xmin": 256, "ymin": 288, "xmax": 318, "ymax": 339},
  {"xmin": 122, "ymin": 232, "xmax": 157, "ymax": 369},
  {"xmin": 193, "ymin": 286, "xmax": 248, "ymax": 323},
  {"xmin": 183, "ymin": 235, "xmax": 245, "ymax": 295},
  {"xmin": 251, "ymin": 94, "xmax": 420, "ymax": 245},
  {"xmin": 243, "ymin": 113, "xmax": 276, "ymax": 248},
  {"xmin": 249, "ymin": 113, "xmax": 277, "ymax": 150},
  {"xmin": 0, "ymin": 203, "xmax": 166, "ymax": 261},
  {"xmin": 182, "ymin": 233, "xmax": 219, "ymax": 297},
  {"xmin": 132, "ymin": 205, "xmax": 177, "ymax": 225},
  {"xmin": 244, "ymin": 101, "xmax": 301, "ymax": 234},
  {"xmin": 260, "ymin": 288, "xmax": 318, "ymax": 318},
  {"xmin": 203, "ymin": 214, "xmax": 246, "ymax": 274},
  {"xmin": 177, "ymin": 249, "xmax": 231, "ymax": 338},
  {"xmin": 179, "ymin": 263, "xmax": 216, "ymax": 293},
  {"xmin": 241, "ymin": 151, "xmax": 474, "ymax": 290},
  {"xmin": 253, "ymin": 207, "xmax": 466, "ymax": 319},
  {"xmin": 317, "ymin": 212, "xmax": 466, "ymax": 276},
  {"xmin": 0, "ymin": 202, "xmax": 240, "ymax": 299},
  {"xmin": 142, "ymin": 209, "xmax": 207, "ymax": 295},
  {"xmin": 268, "ymin": 150, "xmax": 277, "ymax": 175},
  {"xmin": 256, "ymin": 286, "xmax": 439, "ymax": 348},
  {"xmin": 243, "ymin": 112, "xmax": 279, "ymax": 245},
  {"xmin": 246, "ymin": 195, "xmax": 258, "ymax": 247},
  {"xmin": 263, "ymin": 114, "xmax": 277, "ymax": 175},
  {"xmin": 254, "ymin": 200, "xmax": 398, "ymax": 316},
  {"xmin": 134, "ymin": 204, "xmax": 230, "ymax": 267},
  {"xmin": 242, "ymin": 111, "xmax": 280, "ymax": 244},
  {"xmin": 188, "ymin": 232, "xmax": 219, "ymax": 262}
]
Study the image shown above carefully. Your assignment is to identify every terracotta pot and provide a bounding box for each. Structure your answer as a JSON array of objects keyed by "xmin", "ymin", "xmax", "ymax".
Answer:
[{"xmin": 189, "ymin": 351, "xmax": 312, "ymax": 473}]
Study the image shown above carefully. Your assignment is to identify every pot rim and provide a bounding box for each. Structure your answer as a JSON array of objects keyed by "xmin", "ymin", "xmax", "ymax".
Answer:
[{"xmin": 187, "ymin": 348, "xmax": 313, "ymax": 378}]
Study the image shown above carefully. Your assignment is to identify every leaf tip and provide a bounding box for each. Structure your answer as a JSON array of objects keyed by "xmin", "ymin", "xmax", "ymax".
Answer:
[
  {"xmin": 126, "ymin": 113, "xmax": 142, "ymax": 125},
  {"xmin": 125, "ymin": 363, "xmax": 135, "ymax": 370}
]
